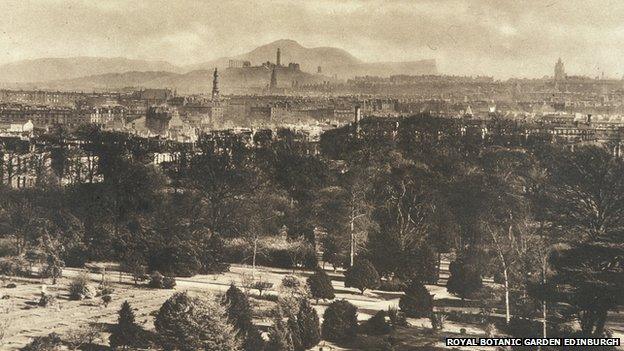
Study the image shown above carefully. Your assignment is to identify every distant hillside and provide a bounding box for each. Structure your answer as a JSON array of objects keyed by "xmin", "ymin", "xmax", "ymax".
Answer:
[
  {"xmin": 187, "ymin": 39, "xmax": 436, "ymax": 78},
  {"xmin": 36, "ymin": 66, "xmax": 332, "ymax": 93},
  {"xmin": 0, "ymin": 57, "xmax": 182, "ymax": 83},
  {"xmin": 187, "ymin": 39, "xmax": 361, "ymax": 73},
  {"xmin": 0, "ymin": 39, "xmax": 437, "ymax": 88}
]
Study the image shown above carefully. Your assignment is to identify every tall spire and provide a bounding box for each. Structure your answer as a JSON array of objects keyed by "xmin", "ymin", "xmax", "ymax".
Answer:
[{"xmin": 212, "ymin": 68, "xmax": 219, "ymax": 100}]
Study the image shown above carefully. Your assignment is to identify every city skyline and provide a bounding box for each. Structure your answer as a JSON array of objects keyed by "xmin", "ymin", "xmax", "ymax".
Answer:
[{"xmin": 2, "ymin": 0, "xmax": 624, "ymax": 79}]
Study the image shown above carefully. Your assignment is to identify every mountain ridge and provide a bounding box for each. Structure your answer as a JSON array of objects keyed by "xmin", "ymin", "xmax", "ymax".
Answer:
[{"xmin": 0, "ymin": 39, "xmax": 437, "ymax": 89}]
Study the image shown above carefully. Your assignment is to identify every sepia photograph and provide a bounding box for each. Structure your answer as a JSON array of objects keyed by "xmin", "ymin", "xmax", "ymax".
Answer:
[{"xmin": 0, "ymin": 0, "xmax": 623, "ymax": 350}]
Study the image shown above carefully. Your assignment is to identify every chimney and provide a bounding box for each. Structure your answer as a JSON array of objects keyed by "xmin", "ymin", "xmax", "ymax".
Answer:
[{"xmin": 276, "ymin": 48, "xmax": 281, "ymax": 66}]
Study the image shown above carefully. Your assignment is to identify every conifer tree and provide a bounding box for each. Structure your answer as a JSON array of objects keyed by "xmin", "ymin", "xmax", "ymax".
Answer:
[{"xmin": 109, "ymin": 300, "xmax": 140, "ymax": 350}]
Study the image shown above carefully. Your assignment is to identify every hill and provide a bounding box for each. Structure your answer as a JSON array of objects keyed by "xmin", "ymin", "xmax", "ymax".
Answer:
[
  {"xmin": 0, "ymin": 39, "xmax": 437, "ymax": 89},
  {"xmin": 0, "ymin": 57, "xmax": 182, "ymax": 83},
  {"xmin": 188, "ymin": 39, "xmax": 436, "ymax": 78},
  {"xmin": 37, "ymin": 66, "xmax": 331, "ymax": 93}
]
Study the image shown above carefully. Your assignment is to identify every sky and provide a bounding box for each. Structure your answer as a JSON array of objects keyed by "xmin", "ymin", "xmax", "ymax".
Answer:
[{"xmin": 1, "ymin": 0, "xmax": 624, "ymax": 78}]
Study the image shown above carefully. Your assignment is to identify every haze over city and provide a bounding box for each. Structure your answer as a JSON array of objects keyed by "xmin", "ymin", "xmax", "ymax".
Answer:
[{"xmin": 2, "ymin": 0, "xmax": 624, "ymax": 78}]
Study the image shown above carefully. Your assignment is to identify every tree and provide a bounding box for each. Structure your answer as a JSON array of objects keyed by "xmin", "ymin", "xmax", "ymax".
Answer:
[
  {"xmin": 155, "ymin": 292, "xmax": 241, "ymax": 351},
  {"xmin": 120, "ymin": 252, "xmax": 146, "ymax": 285},
  {"xmin": 287, "ymin": 317, "xmax": 303, "ymax": 351},
  {"xmin": 222, "ymin": 285, "xmax": 264, "ymax": 351},
  {"xmin": 362, "ymin": 311, "xmax": 392, "ymax": 335},
  {"xmin": 446, "ymin": 258, "xmax": 482, "ymax": 300},
  {"xmin": 306, "ymin": 269, "xmax": 334, "ymax": 303},
  {"xmin": 399, "ymin": 281, "xmax": 433, "ymax": 318},
  {"xmin": 223, "ymin": 285, "xmax": 253, "ymax": 331},
  {"xmin": 314, "ymin": 173, "xmax": 374, "ymax": 268},
  {"xmin": 109, "ymin": 301, "xmax": 140, "ymax": 349},
  {"xmin": 366, "ymin": 153, "xmax": 448, "ymax": 282},
  {"xmin": 296, "ymin": 299, "xmax": 320, "ymax": 349},
  {"xmin": 543, "ymin": 146, "xmax": 624, "ymax": 337},
  {"xmin": 266, "ymin": 305, "xmax": 295, "ymax": 351},
  {"xmin": 479, "ymin": 147, "xmax": 534, "ymax": 325},
  {"xmin": 321, "ymin": 300, "xmax": 358, "ymax": 343},
  {"xmin": 344, "ymin": 258, "xmax": 379, "ymax": 294}
]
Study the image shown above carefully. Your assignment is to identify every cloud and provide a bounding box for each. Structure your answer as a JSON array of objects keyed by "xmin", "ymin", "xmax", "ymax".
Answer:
[{"xmin": 1, "ymin": 0, "xmax": 623, "ymax": 78}]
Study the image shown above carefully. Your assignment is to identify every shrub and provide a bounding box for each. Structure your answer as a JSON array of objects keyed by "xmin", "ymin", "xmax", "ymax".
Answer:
[
  {"xmin": 0, "ymin": 256, "xmax": 29, "ymax": 277},
  {"xmin": 344, "ymin": 258, "xmax": 380, "ymax": 294},
  {"xmin": 154, "ymin": 292, "xmax": 241, "ymax": 351},
  {"xmin": 67, "ymin": 328, "xmax": 97, "ymax": 348},
  {"xmin": 297, "ymin": 298, "xmax": 321, "ymax": 349},
  {"xmin": 149, "ymin": 272, "xmax": 175, "ymax": 289},
  {"xmin": 109, "ymin": 301, "xmax": 141, "ymax": 349},
  {"xmin": 38, "ymin": 293, "xmax": 57, "ymax": 308},
  {"xmin": 101, "ymin": 294, "xmax": 112, "ymax": 307},
  {"xmin": 321, "ymin": 300, "xmax": 358, "ymax": 343},
  {"xmin": 68, "ymin": 273, "xmax": 94, "ymax": 300},
  {"xmin": 362, "ymin": 311, "xmax": 392, "ymax": 335},
  {"xmin": 446, "ymin": 259, "xmax": 483, "ymax": 299},
  {"xmin": 20, "ymin": 333, "xmax": 62, "ymax": 351},
  {"xmin": 6, "ymin": 283, "xmax": 17, "ymax": 288},
  {"xmin": 387, "ymin": 306, "xmax": 408, "ymax": 328},
  {"xmin": 306, "ymin": 269, "xmax": 335, "ymax": 303},
  {"xmin": 252, "ymin": 280, "xmax": 273, "ymax": 297},
  {"xmin": 280, "ymin": 275, "xmax": 302, "ymax": 292},
  {"xmin": 97, "ymin": 283, "xmax": 114, "ymax": 297},
  {"xmin": 64, "ymin": 325, "xmax": 101, "ymax": 350},
  {"xmin": 379, "ymin": 279, "xmax": 407, "ymax": 292},
  {"xmin": 399, "ymin": 281, "xmax": 434, "ymax": 318},
  {"xmin": 430, "ymin": 312, "xmax": 447, "ymax": 331},
  {"xmin": 163, "ymin": 276, "xmax": 176, "ymax": 289}
]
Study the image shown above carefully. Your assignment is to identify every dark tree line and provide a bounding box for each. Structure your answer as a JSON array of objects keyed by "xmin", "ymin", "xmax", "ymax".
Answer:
[{"xmin": 1, "ymin": 115, "xmax": 622, "ymax": 338}]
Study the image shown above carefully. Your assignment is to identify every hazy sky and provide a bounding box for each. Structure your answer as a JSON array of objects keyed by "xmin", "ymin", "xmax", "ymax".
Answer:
[{"xmin": 1, "ymin": 0, "xmax": 623, "ymax": 78}]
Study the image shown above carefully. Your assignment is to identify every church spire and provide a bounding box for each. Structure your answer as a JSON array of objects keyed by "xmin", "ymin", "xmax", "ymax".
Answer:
[{"xmin": 212, "ymin": 68, "xmax": 220, "ymax": 100}]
